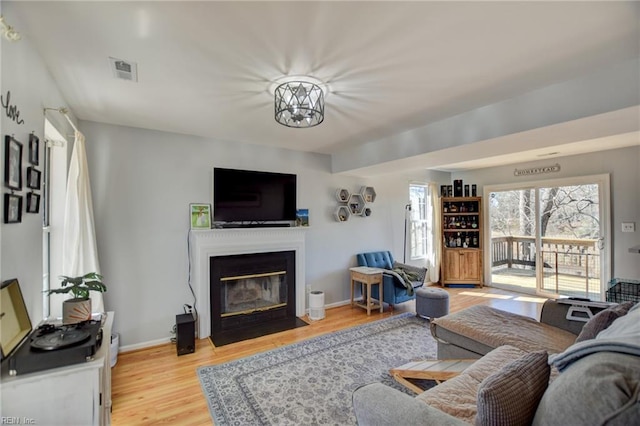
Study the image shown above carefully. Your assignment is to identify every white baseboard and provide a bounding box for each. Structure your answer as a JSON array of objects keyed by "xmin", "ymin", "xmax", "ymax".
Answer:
[
  {"xmin": 121, "ymin": 300, "xmax": 354, "ymax": 352},
  {"xmin": 119, "ymin": 336, "xmax": 172, "ymax": 353},
  {"xmin": 325, "ymin": 299, "xmax": 351, "ymax": 309},
  {"xmin": 306, "ymin": 299, "xmax": 351, "ymax": 316}
]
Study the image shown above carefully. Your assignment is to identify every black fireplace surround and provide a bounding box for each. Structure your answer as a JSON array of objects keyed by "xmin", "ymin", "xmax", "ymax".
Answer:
[{"xmin": 209, "ymin": 250, "xmax": 307, "ymax": 346}]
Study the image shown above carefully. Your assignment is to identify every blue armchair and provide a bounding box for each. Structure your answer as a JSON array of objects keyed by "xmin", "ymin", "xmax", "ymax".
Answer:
[{"xmin": 356, "ymin": 251, "xmax": 427, "ymax": 308}]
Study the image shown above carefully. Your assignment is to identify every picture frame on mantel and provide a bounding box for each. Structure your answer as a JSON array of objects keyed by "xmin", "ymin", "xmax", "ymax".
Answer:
[
  {"xmin": 190, "ymin": 203, "xmax": 211, "ymax": 229},
  {"xmin": 4, "ymin": 193, "xmax": 23, "ymax": 223},
  {"xmin": 4, "ymin": 135, "xmax": 22, "ymax": 191}
]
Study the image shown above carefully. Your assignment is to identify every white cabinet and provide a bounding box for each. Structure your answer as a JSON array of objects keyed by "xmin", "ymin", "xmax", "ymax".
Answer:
[{"xmin": 0, "ymin": 312, "xmax": 114, "ymax": 425}]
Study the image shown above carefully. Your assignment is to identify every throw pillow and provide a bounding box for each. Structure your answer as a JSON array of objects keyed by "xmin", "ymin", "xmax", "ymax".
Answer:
[
  {"xmin": 475, "ymin": 350, "xmax": 550, "ymax": 426},
  {"xmin": 574, "ymin": 301, "xmax": 636, "ymax": 342}
]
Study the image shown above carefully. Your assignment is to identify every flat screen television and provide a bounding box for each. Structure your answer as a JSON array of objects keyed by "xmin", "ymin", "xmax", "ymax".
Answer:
[{"xmin": 213, "ymin": 168, "xmax": 297, "ymax": 223}]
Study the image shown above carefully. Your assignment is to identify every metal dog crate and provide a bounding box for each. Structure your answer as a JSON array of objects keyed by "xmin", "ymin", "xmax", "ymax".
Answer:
[{"xmin": 605, "ymin": 278, "xmax": 640, "ymax": 303}]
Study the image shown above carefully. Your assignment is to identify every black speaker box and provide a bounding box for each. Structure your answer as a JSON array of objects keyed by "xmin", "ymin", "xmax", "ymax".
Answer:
[
  {"xmin": 453, "ymin": 179, "xmax": 463, "ymax": 197},
  {"xmin": 176, "ymin": 313, "xmax": 195, "ymax": 356}
]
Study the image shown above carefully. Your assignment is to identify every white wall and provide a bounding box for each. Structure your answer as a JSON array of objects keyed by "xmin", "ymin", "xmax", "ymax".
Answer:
[
  {"xmin": 452, "ymin": 146, "xmax": 640, "ymax": 280},
  {"xmin": 80, "ymin": 121, "xmax": 427, "ymax": 347}
]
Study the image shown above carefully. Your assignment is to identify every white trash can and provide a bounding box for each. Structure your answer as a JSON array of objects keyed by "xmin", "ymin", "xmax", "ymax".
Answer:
[
  {"xmin": 110, "ymin": 333, "xmax": 119, "ymax": 367},
  {"xmin": 309, "ymin": 291, "xmax": 325, "ymax": 320}
]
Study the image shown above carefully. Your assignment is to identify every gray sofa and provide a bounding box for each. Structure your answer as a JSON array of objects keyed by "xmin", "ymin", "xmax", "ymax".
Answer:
[
  {"xmin": 429, "ymin": 300, "xmax": 602, "ymax": 359},
  {"xmin": 353, "ymin": 301, "xmax": 640, "ymax": 425}
]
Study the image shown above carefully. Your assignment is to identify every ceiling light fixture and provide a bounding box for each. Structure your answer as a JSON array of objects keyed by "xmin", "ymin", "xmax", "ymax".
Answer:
[{"xmin": 274, "ymin": 76, "xmax": 325, "ymax": 128}]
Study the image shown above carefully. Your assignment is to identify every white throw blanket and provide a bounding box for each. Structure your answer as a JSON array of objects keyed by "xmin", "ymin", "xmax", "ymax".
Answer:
[{"xmin": 549, "ymin": 303, "xmax": 640, "ymax": 372}]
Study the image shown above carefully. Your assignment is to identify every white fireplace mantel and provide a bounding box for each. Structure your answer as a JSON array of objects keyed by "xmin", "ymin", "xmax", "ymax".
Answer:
[{"xmin": 189, "ymin": 227, "xmax": 306, "ymax": 338}]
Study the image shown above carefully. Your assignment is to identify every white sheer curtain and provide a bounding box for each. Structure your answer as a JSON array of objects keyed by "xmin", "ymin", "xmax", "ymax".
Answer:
[
  {"xmin": 61, "ymin": 130, "xmax": 104, "ymax": 313},
  {"xmin": 427, "ymin": 182, "xmax": 442, "ymax": 283}
]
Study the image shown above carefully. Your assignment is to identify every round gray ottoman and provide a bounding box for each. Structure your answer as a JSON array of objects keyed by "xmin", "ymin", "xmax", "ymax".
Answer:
[{"xmin": 415, "ymin": 287, "xmax": 449, "ymax": 319}]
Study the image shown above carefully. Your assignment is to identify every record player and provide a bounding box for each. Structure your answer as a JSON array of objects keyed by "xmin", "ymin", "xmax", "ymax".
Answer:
[{"xmin": 1, "ymin": 278, "xmax": 103, "ymax": 376}]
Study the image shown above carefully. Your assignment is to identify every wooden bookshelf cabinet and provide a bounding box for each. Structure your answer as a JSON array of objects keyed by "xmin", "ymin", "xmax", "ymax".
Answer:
[{"xmin": 441, "ymin": 197, "xmax": 483, "ymax": 287}]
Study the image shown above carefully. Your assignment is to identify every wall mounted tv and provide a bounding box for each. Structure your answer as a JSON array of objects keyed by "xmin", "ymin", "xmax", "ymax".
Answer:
[{"xmin": 213, "ymin": 168, "xmax": 297, "ymax": 223}]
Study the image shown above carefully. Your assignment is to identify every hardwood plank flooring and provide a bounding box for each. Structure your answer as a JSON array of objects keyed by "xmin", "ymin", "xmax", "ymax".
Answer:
[{"xmin": 110, "ymin": 286, "xmax": 545, "ymax": 425}]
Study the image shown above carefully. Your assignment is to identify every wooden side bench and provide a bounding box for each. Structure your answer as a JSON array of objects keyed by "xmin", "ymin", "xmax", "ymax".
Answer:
[{"xmin": 390, "ymin": 359, "xmax": 476, "ymax": 394}]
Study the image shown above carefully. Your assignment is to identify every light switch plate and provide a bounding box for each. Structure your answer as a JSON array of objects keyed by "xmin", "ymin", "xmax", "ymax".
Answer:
[{"xmin": 622, "ymin": 222, "xmax": 635, "ymax": 233}]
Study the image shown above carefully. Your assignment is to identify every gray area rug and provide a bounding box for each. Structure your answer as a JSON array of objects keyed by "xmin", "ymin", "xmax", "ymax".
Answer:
[{"xmin": 197, "ymin": 313, "xmax": 437, "ymax": 425}]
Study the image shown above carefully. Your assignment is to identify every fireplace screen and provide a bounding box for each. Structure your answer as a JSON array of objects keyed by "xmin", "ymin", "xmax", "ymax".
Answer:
[{"xmin": 221, "ymin": 271, "xmax": 288, "ymax": 317}]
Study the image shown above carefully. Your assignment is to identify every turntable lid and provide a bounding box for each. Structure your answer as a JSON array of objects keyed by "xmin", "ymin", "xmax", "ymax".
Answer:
[{"xmin": 0, "ymin": 279, "xmax": 33, "ymax": 360}]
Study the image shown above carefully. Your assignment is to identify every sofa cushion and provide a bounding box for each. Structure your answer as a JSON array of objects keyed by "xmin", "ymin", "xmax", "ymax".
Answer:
[
  {"xmin": 533, "ymin": 352, "xmax": 640, "ymax": 426},
  {"xmin": 549, "ymin": 302, "xmax": 640, "ymax": 372},
  {"xmin": 475, "ymin": 351, "xmax": 550, "ymax": 426},
  {"xmin": 353, "ymin": 383, "xmax": 468, "ymax": 426},
  {"xmin": 417, "ymin": 345, "xmax": 526, "ymax": 424},
  {"xmin": 575, "ymin": 301, "xmax": 636, "ymax": 342}
]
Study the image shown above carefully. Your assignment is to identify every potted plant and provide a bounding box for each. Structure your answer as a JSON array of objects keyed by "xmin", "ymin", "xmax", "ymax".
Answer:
[{"xmin": 47, "ymin": 272, "xmax": 106, "ymax": 324}]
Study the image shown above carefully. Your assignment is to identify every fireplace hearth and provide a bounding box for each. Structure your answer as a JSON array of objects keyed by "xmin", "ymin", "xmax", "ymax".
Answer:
[{"xmin": 210, "ymin": 251, "xmax": 307, "ymax": 345}]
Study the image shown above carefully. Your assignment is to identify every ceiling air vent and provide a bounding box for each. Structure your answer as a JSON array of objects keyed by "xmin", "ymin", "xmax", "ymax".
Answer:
[{"xmin": 109, "ymin": 57, "xmax": 138, "ymax": 82}]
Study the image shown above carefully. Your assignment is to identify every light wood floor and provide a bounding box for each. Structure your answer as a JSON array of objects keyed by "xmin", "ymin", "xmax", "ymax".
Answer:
[{"xmin": 111, "ymin": 286, "xmax": 547, "ymax": 425}]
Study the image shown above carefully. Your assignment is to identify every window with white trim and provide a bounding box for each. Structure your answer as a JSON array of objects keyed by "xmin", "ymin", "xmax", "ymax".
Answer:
[{"xmin": 409, "ymin": 184, "xmax": 431, "ymax": 260}]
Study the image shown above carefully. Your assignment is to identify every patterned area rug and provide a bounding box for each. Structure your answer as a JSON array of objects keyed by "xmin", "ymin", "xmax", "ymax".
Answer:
[{"xmin": 197, "ymin": 313, "xmax": 437, "ymax": 425}]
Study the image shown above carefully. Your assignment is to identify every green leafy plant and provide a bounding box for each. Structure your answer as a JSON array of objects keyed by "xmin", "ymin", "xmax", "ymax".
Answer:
[{"xmin": 47, "ymin": 272, "xmax": 106, "ymax": 299}]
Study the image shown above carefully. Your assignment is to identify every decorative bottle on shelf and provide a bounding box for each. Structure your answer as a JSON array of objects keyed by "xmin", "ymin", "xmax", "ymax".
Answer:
[
  {"xmin": 461, "ymin": 218, "xmax": 467, "ymax": 229},
  {"xmin": 450, "ymin": 203, "xmax": 458, "ymax": 213},
  {"xmin": 463, "ymin": 234, "xmax": 470, "ymax": 248},
  {"xmin": 444, "ymin": 203, "xmax": 448, "ymax": 213},
  {"xmin": 472, "ymin": 234, "xmax": 478, "ymax": 247},
  {"xmin": 460, "ymin": 203, "xmax": 466, "ymax": 212},
  {"xmin": 471, "ymin": 216, "xmax": 478, "ymax": 229},
  {"xmin": 456, "ymin": 232, "xmax": 462, "ymax": 247}
]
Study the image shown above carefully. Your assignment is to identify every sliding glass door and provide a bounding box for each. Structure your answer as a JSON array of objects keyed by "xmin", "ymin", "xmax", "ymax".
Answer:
[
  {"xmin": 487, "ymin": 175, "xmax": 610, "ymax": 301},
  {"xmin": 489, "ymin": 189, "xmax": 538, "ymax": 292}
]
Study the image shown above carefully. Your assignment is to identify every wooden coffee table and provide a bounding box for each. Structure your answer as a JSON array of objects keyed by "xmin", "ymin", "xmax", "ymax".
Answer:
[{"xmin": 390, "ymin": 359, "xmax": 476, "ymax": 394}]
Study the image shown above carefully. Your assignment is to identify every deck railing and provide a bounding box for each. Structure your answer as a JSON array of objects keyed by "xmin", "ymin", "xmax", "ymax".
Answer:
[{"xmin": 491, "ymin": 236, "xmax": 600, "ymax": 297}]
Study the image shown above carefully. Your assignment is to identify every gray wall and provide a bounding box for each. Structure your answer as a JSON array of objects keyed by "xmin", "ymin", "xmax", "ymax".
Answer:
[
  {"xmin": 452, "ymin": 146, "xmax": 640, "ymax": 280},
  {"xmin": 80, "ymin": 121, "xmax": 423, "ymax": 348},
  {"xmin": 0, "ymin": 15, "xmax": 76, "ymax": 323},
  {"xmin": 3, "ymin": 4, "xmax": 638, "ymax": 349}
]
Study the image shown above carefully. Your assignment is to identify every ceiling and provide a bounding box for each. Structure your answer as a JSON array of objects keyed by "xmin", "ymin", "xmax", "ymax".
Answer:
[{"xmin": 7, "ymin": 1, "xmax": 640, "ymax": 172}]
